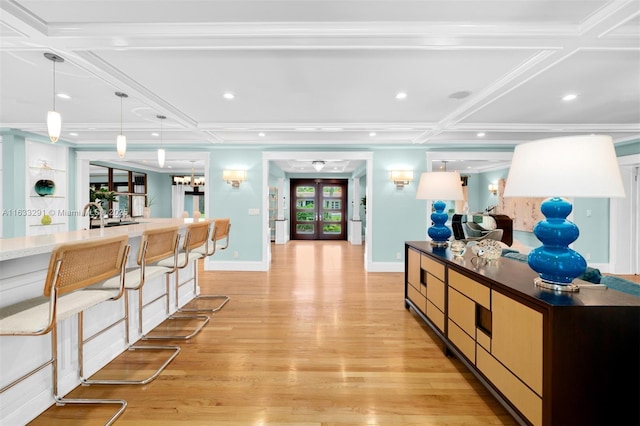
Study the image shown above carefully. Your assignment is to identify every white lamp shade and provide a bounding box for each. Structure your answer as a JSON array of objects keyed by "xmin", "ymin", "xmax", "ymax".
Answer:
[
  {"xmin": 47, "ymin": 110, "xmax": 61, "ymax": 143},
  {"xmin": 222, "ymin": 170, "xmax": 247, "ymax": 181},
  {"xmin": 416, "ymin": 171, "xmax": 464, "ymax": 200},
  {"xmin": 116, "ymin": 134, "xmax": 127, "ymax": 158},
  {"xmin": 504, "ymin": 135, "xmax": 625, "ymax": 198},
  {"xmin": 157, "ymin": 148, "xmax": 165, "ymax": 168}
]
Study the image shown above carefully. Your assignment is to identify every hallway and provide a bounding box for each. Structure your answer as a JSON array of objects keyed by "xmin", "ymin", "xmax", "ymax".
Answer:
[{"xmin": 32, "ymin": 241, "xmax": 514, "ymax": 425}]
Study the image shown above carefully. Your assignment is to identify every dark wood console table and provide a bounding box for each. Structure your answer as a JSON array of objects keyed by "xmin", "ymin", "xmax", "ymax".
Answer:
[{"xmin": 404, "ymin": 241, "xmax": 639, "ymax": 426}]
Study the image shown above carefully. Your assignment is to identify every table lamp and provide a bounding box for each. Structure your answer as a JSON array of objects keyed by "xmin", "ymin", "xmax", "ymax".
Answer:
[
  {"xmin": 416, "ymin": 171, "xmax": 464, "ymax": 246},
  {"xmin": 503, "ymin": 134, "xmax": 625, "ymax": 292}
]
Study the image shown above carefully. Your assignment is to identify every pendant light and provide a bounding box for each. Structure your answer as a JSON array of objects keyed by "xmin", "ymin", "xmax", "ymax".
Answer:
[
  {"xmin": 157, "ymin": 115, "xmax": 166, "ymax": 168},
  {"xmin": 44, "ymin": 53, "xmax": 64, "ymax": 143},
  {"xmin": 115, "ymin": 92, "xmax": 128, "ymax": 158}
]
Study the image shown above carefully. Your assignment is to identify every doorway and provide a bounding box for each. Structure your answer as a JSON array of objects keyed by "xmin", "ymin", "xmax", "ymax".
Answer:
[{"xmin": 290, "ymin": 179, "xmax": 347, "ymax": 240}]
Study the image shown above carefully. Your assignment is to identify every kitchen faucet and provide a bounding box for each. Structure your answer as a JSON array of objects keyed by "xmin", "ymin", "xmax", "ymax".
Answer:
[{"xmin": 82, "ymin": 202, "xmax": 105, "ymax": 230}]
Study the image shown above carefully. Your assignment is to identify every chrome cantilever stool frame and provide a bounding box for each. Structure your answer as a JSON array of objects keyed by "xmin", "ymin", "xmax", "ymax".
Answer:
[
  {"xmin": 0, "ymin": 235, "xmax": 131, "ymax": 425},
  {"xmin": 83, "ymin": 226, "xmax": 183, "ymax": 385},
  {"xmin": 145, "ymin": 221, "xmax": 211, "ymax": 340},
  {"xmin": 180, "ymin": 218, "xmax": 231, "ymax": 313}
]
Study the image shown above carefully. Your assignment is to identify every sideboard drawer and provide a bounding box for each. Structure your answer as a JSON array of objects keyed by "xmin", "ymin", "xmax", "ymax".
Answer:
[
  {"xmin": 426, "ymin": 274, "xmax": 445, "ymax": 312},
  {"xmin": 426, "ymin": 300, "xmax": 444, "ymax": 332},
  {"xmin": 477, "ymin": 346, "xmax": 542, "ymax": 426},
  {"xmin": 449, "ymin": 270, "xmax": 490, "ymax": 308},
  {"xmin": 421, "ymin": 255, "xmax": 445, "ymax": 281},
  {"xmin": 448, "ymin": 287, "xmax": 475, "ymax": 336},
  {"xmin": 448, "ymin": 319, "xmax": 475, "ymax": 362}
]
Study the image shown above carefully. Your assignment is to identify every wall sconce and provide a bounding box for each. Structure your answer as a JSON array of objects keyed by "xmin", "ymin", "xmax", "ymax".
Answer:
[
  {"xmin": 390, "ymin": 170, "xmax": 414, "ymax": 189},
  {"xmin": 488, "ymin": 183, "xmax": 498, "ymax": 195},
  {"xmin": 223, "ymin": 170, "xmax": 246, "ymax": 188}
]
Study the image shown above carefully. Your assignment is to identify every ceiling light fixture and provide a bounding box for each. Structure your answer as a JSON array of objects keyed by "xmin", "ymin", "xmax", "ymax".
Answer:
[
  {"xmin": 174, "ymin": 161, "xmax": 204, "ymax": 187},
  {"xmin": 157, "ymin": 115, "xmax": 166, "ymax": 168},
  {"xmin": 312, "ymin": 161, "xmax": 325, "ymax": 171},
  {"xmin": 115, "ymin": 91, "xmax": 128, "ymax": 158},
  {"xmin": 369, "ymin": 132, "xmax": 376, "ymax": 137},
  {"xmin": 562, "ymin": 94, "xmax": 577, "ymax": 101},
  {"xmin": 395, "ymin": 92, "xmax": 407, "ymax": 100},
  {"xmin": 223, "ymin": 92, "xmax": 235, "ymax": 99},
  {"xmin": 259, "ymin": 132, "xmax": 265, "ymax": 137},
  {"xmin": 477, "ymin": 132, "xmax": 486, "ymax": 137},
  {"xmin": 44, "ymin": 52, "xmax": 64, "ymax": 143}
]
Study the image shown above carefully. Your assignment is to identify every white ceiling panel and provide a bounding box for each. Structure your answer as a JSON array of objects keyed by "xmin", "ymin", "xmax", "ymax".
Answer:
[{"xmin": 1, "ymin": 0, "xmax": 638, "ymax": 173}]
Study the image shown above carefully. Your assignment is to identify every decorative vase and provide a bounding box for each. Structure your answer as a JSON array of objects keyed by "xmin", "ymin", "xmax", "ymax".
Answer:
[{"xmin": 35, "ymin": 179, "xmax": 56, "ymax": 196}]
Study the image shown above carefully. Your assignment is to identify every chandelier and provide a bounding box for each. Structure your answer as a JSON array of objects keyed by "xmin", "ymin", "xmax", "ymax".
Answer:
[{"xmin": 173, "ymin": 163, "xmax": 205, "ymax": 187}]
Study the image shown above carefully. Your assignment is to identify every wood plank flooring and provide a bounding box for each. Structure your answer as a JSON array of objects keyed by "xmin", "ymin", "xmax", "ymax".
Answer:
[{"xmin": 30, "ymin": 241, "xmax": 519, "ymax": 425}]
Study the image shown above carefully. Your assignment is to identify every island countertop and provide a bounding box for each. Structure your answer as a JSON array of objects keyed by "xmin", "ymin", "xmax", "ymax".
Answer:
[{"xmin": 0, "ymin": 218, "xmax": 207, "ymax": 262}]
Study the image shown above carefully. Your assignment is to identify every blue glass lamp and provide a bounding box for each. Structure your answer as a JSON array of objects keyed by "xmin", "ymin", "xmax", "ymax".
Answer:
[
  {"xmin": 416, "ymin": 171, "xmax": 464, "ymax": 247},
  {"xmin": 504, "ymin": 135, "xmax": 625, "ymax": 292}
]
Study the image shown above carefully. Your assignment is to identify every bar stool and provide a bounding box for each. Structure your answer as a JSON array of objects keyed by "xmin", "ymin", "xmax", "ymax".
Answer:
[
  {"xmin": 180, "ymin": 218, "xmax": 231, "ymax": 313},
  {"xmin": 144, "ymin": 221, "xmax": 211, "ymax": 340},
  {"xmin": 0, "ymin": 235, "xmax": 130, "ymax": 425},
  {"xmin": 83, "ymin": 226, "xmax": 182, "ymax": 385}
]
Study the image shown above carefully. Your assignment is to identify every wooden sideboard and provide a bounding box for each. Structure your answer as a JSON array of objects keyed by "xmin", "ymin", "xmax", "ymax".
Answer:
[{"xmin": 405, "ymin": 241, "xmax": 640, "ymax": 426}]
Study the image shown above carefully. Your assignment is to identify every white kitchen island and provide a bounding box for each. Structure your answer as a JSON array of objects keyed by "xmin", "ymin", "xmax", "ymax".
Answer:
[{"xmin": 0, "ymin": 218, "xmax": 206, "ymax": 425}]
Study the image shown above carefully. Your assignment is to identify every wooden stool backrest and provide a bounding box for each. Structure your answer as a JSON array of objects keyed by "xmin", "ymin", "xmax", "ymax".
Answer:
[
  {"xmin": 43, "ymin": 235, "xmax": 129, "ymax": 297},
  {"xmin": 212, "ymin": 218, "xmax": 231, "ymax": 243},
  {"xmin": 138, "ymin": 226, "xmax": 180, "ymax": 265},
  {"xmin": 210, "ymin": 218, "xmax": 231, "ymax": 254},
  {"xmin": 183, "ymin": 221, "xmax": 210, "ymax": 252}
]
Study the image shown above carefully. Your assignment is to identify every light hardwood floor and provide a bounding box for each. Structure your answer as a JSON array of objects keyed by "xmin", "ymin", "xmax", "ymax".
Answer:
[{"xmin": 30, "ymin": 241, "xmax": 521, "ymax": 425}]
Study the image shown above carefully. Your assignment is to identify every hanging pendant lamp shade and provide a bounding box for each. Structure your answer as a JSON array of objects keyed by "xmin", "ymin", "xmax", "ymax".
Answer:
[
  {"xmin": 157, "ymin": 115, "xmax": 166, "ymax": 168},
  {"xmin": 44, "ymin": 53, "xmax": 64, "ymax": 143},
  {"xmin": 47, "ymin": 110, "xmax": 62, "ymax": 143},
  {"xmin": 115, "ymin": 92, "xmax": 128, "ymax": 158}
]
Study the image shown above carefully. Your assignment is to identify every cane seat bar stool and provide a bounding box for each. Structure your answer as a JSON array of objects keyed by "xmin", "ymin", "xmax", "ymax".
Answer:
[
  {"xmin": 0, "ymin": 235, "xmax": 130, "ymax": 425},
  {"xmin": 83, "ymin": 226, "xmax": 182, "ymax": 385},
  {"xmin": 181, "ymin": 218, "xmax": 231, "ymax": 313},
  {"xmin": 143, "ymin": 221, "xmax": 211, "ymax": 340}
]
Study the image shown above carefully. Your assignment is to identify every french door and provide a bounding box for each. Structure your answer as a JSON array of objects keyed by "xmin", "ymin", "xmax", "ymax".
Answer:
[{"xmin": 290, "ymin": 179, "xmax": 347, "ymax": 240}]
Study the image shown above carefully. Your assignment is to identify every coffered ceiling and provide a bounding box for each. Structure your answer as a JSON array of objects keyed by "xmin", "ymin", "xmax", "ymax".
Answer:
[{"xmin": 1, "ymin": 0, "xmax": 639, "ymax": 173}]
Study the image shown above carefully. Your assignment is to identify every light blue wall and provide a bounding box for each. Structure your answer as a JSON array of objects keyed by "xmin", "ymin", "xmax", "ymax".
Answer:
[
  {"xmin": 371, "ymin": 148, "xmax": 427, "ymax": 262},
  {"xmin": 615, "ymin": 140, "xmax": 640, "ymax": 156},
  {"xmin": 208, "ymin": 149, "xmax": 264, "ymax": 262},
  {"xmin": 146, "ymin": 172, "xmax": 172, "ymax": 218}
]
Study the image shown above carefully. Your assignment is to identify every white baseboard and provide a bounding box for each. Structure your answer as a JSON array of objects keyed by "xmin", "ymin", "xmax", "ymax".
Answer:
[{"xmin": 366, "ymin": 261, "xmax": 404, "ymax": 273}]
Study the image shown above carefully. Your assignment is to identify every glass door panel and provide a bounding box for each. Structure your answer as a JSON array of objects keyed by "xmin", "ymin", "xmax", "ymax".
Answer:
[{"xmin": 291, "ymin": 179, "xmax": 347, "ymax": 240}]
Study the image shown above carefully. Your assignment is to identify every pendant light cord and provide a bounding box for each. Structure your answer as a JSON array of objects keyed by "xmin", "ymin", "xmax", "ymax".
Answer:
[{"xmin": 52, "ymin": 59, "xmax": 56, "ymax": 111}]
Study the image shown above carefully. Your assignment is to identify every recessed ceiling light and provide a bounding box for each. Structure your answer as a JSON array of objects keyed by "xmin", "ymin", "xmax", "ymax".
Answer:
[
  {"xmin": 56, "ymin": 93, "xmax": 71, "ymax": 100},
  {"xmin": 477, "ymin": 132, "xmax": 486, "ymax": 137},
  {"xmin": 321, "ymin": 127, "xmax": 343, "ymax": 131},
  {"xmin": 259, "ymin": 132, "xmax": 265, "ymax": 137},
  {"xmin": 449, "ymin": 90, "xmax": 471, "ymax": 100},
  {"xmin": 562, "ymin": 94, "xmax": 577, "ymax": 101},
  {"xmin": 296, "ymin": 127, "xmax": 316, "ymax": 131},
  {"xmin": 395, "ymin": 92, "xmax": 407, "ymax": 100},
  {"xmin": 369, "ymin": 132, "xmax": 376, "ymax": 137},
  {"xmin": 223, "ymin": 92, "xmax": 235, "ymax": 100},
  {"xmin": 69, "ymin": 132, "xmax": 78, "ymax": 136},
  {"xmin": 151, "ymin": 132, "xmax": 159, "ymax": 137}
]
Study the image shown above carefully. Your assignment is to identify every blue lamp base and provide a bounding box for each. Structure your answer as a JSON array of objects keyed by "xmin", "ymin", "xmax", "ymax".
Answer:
[
  {"xmin": 428, "ymin": 200, "xmax": 451, "ymax": 247},
  {"xmin": 528, "ymin": 197, "xmax": 586, "ymax": 292}
]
